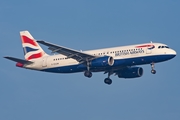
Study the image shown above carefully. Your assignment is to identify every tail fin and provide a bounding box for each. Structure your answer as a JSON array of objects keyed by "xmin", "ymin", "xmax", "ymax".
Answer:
[{"xmin": 20, "ymin": 31, "xmax": 49, "ymax": 60}]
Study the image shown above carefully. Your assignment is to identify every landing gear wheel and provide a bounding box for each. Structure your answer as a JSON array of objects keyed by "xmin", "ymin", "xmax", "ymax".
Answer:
[
  {"xmin": 84, "ymin": 71, "xmax": 92, "ymax": 78},
  {"xmin": 151, "ymin": 69, "xmax": 156, "ymax": 74},
  {"xmin": 104, "ymin": 78, "xmax": 112, "ymax": 85},
  {"xmin": 150, "ymin": 63, "xmax": 156, "ymax": 74}
]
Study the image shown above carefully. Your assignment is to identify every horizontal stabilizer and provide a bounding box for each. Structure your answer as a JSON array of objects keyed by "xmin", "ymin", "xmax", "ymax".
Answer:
[{"xmin": 4, "ymin": 56, "xmax": 33, "ymax": 64}]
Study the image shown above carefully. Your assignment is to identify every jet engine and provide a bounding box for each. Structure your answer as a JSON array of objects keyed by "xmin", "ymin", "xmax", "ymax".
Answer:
[
  {"xmin": 90, "ymin": 56, "xmax": 114, "ymax": 67},
  {"xmin": 117, "ymin": 67, "xmax": 143, "ymax": 78}
]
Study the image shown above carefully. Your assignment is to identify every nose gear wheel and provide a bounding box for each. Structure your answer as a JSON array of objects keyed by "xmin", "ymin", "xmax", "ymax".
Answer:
[{"xmin": 151, "ymin": 63, "xmax": 156, "ymax": 74}]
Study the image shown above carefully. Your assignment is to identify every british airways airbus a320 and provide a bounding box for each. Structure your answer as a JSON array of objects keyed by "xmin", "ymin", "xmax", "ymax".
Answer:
[{"xmin": 4, "ymin": 31, "xmax": 176, "ymax": 85}]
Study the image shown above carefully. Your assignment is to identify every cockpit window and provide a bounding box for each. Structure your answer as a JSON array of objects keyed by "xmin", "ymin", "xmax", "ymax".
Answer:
[{"xmin": 158, "ymin": 46, "xmax": 170, "ymax": 49}]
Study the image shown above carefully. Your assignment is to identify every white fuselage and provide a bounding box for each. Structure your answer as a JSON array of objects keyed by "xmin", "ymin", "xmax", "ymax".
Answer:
[{"xmin": 24, "ymin": 43, "xmax": 176, "ymax": 73}]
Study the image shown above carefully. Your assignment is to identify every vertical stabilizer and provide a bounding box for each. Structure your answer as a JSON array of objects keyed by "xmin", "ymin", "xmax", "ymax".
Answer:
[{"xmin": 20, "ymin": 31, "xmax": 49, "ymax": 60}]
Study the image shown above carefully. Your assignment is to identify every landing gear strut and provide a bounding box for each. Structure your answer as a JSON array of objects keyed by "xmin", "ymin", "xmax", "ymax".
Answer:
[
  {"xmin": 104, "ymin": 72, "xmax": 112, "ymax": 85},
  {"xmin": 84, "ymin": 60, "xmax": 92, "ymax": 78},
  {"xmin": 151, "ymin": 63, "xmax": 156, "ymax": 74}
]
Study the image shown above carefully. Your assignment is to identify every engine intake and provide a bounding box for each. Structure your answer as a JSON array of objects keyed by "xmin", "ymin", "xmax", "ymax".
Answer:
[
  {"xmin": 118, "ymin": 67, "xmax": 143, "ymax": 78},
  {"xmin": 90, "ymin": 56, "xmax": 114, "ymax": 67}
]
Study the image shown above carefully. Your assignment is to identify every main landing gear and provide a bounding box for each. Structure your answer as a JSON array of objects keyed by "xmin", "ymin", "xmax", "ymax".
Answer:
[
  {"xmin": 84, "ymin": 71, "xmax": 92, "ymax": 78},
  {"xmin": 104, "ymin": 72, "xmax": 112, "ymax": 85},
  {"xmin": 104, "ymin": 78, "xmax": 112, "ymax": 85},
  {"xmin": 151, "ymin": 63, "xmax": 156, "ymax": 74},
  {"xmin": 84, "ymin": 61, "xmax": 112, "ymax": 85},
  {"xmin": 84, "ymin": 71, "xmax": 113, "ymax": 85},
  {"xmin": 84, "ymin": 61, "xmax": 92, "ymax": 78}
]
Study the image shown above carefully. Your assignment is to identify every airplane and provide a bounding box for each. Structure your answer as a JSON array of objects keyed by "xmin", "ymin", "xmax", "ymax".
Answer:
[{"xmin": 4, "ymin": 31, "xmax": 177, "ymax": 85}]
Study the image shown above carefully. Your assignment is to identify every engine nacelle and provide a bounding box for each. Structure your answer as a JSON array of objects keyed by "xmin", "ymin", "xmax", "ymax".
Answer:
[
  {"xmin": 90, "ymin": 56, "xmax": 114, "ymax": 67},
  {"xmin": 118, "ymin": 67, "xmax": 143, "ymax": 78}
]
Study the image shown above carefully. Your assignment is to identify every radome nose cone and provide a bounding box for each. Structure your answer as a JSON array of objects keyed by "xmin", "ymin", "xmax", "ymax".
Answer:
[
  {"xmin": 171, "ymin": 49, "xmax": 177, "ymax": 58},
  {"xmin": 174, "ymin": 50, "xmax": 177, "ymax": 55}
]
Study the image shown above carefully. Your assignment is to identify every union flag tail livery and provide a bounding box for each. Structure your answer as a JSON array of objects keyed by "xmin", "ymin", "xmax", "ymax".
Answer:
[
  {"xmin": 20, "ymin": 31, "xmax": 48, "ymax": 60},
  {"xmin": 4, "ymin": 30, "xmax": 176, "ymax": 85}
]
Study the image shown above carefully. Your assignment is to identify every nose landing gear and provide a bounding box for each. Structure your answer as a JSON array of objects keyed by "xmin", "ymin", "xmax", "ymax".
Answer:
[
  {"xmin": 151, "ymin": 69, "xmax": 156, "ymax": 74},
  {"xmin": 151, "ymin": 63, "xmax": 156, "ymax": 74}
]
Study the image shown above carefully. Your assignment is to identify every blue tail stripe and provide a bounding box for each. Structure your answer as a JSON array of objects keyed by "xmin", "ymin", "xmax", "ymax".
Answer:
[{"xmin": 23, "ymin": 47, "xmax": 38, "ymax": 54}]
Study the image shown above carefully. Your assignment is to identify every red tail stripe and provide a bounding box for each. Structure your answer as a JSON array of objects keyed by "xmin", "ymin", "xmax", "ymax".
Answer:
[
  {"xmin": 21, "ymin": 36, "xmax": 38, "ymax": 46},
  {"xmin": 27, "ymin": 52, "xmax": 43, "ymax": 60}
]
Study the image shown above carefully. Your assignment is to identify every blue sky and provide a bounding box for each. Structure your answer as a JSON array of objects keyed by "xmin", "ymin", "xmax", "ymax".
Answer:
[{"xmin": 0, "ymin": 0, "xmax": 180, "ymax": 120}]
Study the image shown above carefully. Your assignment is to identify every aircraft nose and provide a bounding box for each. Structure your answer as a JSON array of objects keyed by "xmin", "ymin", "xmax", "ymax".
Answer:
[
  {"xmin": 169, "ymin": 49, "xmax": 177, "ymax": 58},
  {"xmin": 171, "ymin": 49, "xmax": 177, "ymax": 55},
  {"xmin": 174, "ymin": 50, "xmax": 177, "ymax": 55}
]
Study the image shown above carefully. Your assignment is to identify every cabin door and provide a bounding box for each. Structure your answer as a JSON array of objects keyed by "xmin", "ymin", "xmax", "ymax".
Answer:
[
  {"xmin": 42, "ymin": 57, "xmax": 48, "ymax": 67},
  {"xmin": 146, "ymin": 48, "xmax": 152, "ymax": 54}
]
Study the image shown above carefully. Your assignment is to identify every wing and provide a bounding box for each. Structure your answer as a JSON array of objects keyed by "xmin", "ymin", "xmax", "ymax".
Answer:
[{"xmin": 37, "ymin": 40, "xmax": 96, "ymax": 62}]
